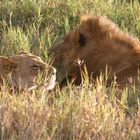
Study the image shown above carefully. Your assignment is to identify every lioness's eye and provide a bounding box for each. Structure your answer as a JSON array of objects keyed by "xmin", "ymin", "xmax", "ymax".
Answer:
[{"xmin": 31, "ymin": 65, "xmax": 40, "ymax": 70}]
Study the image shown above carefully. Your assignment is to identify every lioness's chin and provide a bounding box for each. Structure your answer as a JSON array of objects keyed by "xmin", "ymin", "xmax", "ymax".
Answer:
[{"xmin": 12, "ymin": 75, "xmax": 56, "ymax": 92}]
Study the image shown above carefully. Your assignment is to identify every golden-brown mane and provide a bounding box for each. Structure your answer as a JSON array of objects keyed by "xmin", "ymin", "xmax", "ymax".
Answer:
[{"xmin": 80, "ymin": 15, "xmax": 140, "ymax": 52}]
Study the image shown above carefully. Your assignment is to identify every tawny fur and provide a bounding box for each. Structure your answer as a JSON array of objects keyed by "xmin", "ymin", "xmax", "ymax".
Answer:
[{"xmin": 49, "ymin": 15, "xmax": 140, "ymax": 87}]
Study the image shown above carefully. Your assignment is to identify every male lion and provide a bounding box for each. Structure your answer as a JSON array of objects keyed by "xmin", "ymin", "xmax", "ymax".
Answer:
[
  {"xmin": 0, "ymin": 52, "xmax": 56, "ymax": 92},
  {"xmin": 49, "ymin": 15, "xmax": 140, "ymax": 87}
]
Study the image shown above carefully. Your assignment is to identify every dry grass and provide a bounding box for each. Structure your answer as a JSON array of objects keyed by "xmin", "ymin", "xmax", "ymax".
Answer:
[{"xmin": 0, "ymin": 81, "xmax": 140, "ymax": 139}]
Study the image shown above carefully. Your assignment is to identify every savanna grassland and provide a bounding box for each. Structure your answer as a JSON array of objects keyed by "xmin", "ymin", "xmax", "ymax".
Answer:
[{"xmin": 0, "ymin": 0, "xmax": 140, "ymax": 140}]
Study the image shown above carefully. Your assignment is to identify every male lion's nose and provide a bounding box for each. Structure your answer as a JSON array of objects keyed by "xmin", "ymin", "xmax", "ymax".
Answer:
[
  {"xmin": 47, "ymin": 48, "xmax": 54, "ymax": 57},
  {"xmin": 47, "ymin": 49, "xmax": 55, "ymax": 58}
]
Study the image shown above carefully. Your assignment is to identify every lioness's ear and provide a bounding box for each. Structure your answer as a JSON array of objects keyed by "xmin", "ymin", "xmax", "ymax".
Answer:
[
  {"xmin": 78, "ymin": 32, "xmax": 86, "ymax": 47},
  {"xmin": 0, "ymin": 57, "xmax": 18, "ymax": 72},
  {"xmin": 0, "ymin": 57, "xmax": 10, "ymax": 64}
]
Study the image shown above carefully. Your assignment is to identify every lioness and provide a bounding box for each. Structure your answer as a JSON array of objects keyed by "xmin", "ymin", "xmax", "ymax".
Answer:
[
  {"xmin": 0, "ymin": 52, "xmax": 56, "ymax": 92},
  {"xmin": 49, "ymin": 15, "xmax": 140, "ymax": 87}
]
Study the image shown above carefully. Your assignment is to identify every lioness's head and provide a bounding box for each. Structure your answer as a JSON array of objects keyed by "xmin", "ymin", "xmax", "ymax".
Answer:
[
  {"xmin": 0, "ymin": 52, "xmax": 56, "ymax": 91},
  {"xmin": 49, "ymin": 15, "xmax": 140, "ymax": 84}
]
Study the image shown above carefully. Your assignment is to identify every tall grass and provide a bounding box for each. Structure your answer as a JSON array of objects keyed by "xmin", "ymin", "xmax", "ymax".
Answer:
[{"xmin": 0, "ymin": 0, "xmax": 140, "ymax": 139}]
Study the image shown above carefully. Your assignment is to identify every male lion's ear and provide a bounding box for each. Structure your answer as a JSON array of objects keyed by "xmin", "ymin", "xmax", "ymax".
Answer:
[{"xmin": 78, "ymin": 32, "xmax": 86, "ymax": 47}]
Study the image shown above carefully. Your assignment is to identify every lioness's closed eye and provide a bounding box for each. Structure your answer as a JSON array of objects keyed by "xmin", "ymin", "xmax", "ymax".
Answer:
[{"xmin": 0, "ymin": 52, "xmax": 56, "ymax": 92}]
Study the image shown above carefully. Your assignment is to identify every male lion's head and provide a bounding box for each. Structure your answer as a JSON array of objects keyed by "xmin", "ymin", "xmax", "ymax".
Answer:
[
  {"xmin": 0, "ymin": 52, "xmax": 56, "ymax": 91},
  {"xmin": 49, "ymin": 15, "xmax": 140, "ymax": 85}
]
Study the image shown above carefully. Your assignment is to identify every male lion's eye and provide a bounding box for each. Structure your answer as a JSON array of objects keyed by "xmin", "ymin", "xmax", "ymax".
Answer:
[
  {"xmin": 61, "ymin": 40, "xmax": 65, "ymax": 44},
  {"xmin": 59, "ymin": 40, "xmax": 64, "ymax": 46}
]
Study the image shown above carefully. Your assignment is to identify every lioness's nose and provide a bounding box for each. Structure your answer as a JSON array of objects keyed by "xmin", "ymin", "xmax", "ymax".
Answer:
[{"xmin": 48, "ymin": 66, "xmax": 56, "ymax": 75}]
